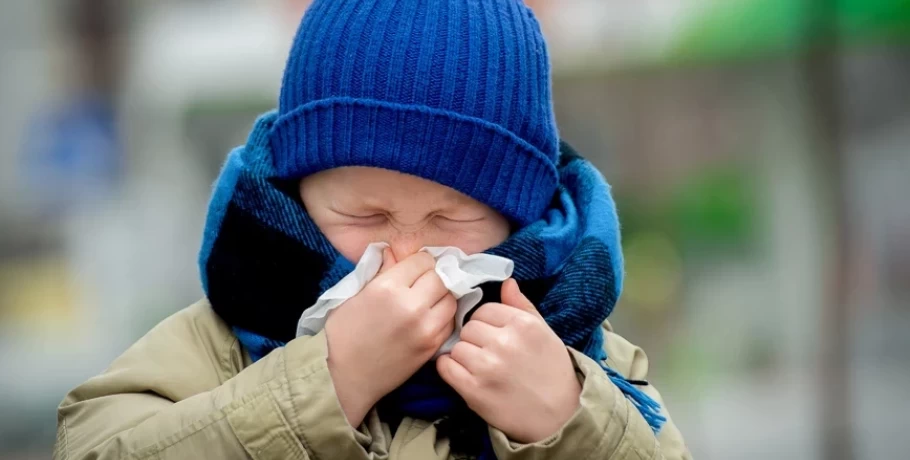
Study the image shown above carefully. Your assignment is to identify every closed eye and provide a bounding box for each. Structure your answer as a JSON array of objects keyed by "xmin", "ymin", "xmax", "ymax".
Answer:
[
  {"xmin": 339, "ymin": 212, "xmax": 385, "ymax": 220},
  {"xmin": 436, "ymin": 215, "xmax": 485, "ymax": 224},
  {"xmin": 340, "ymin": 213, "xmax": 383, "ymax": 219},
  {"xmin": 331, "ymin": 209, "xmax": 387, "ymax": 222}
]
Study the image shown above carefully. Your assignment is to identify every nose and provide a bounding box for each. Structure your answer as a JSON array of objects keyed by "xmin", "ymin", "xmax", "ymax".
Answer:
[{"xmin": 384, "ymin": 216, "xmax": 434, "ymax": 260}]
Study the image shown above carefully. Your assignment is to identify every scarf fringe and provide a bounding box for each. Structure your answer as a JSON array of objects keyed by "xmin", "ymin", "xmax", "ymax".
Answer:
[
  {"xmin": 604, "ymin": 366, "xmax": 667, "ymax": 434},
  {"xmin": 586, "ymin": 328, "xmax": 666, "ymax": 434}
]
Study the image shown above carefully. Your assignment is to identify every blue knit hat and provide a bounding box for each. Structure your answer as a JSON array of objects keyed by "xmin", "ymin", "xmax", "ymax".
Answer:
[{"xmin": 269, "ymin": 0, "xmax": 560, "ymax": 226}]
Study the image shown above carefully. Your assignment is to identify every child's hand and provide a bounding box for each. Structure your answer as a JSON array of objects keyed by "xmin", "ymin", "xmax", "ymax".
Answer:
[
  {"xmin": 437, "ymin": 279, "xmax": 582, "ymax": 444},
  {"xmin": 325, "ymin": 248, "xmax": 456, "ymax": 427}
]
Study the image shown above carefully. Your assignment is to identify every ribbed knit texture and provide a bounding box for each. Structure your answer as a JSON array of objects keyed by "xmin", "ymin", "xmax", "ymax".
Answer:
[{"xmin": 269, "ymin": 0, "xmax": 560, "ymax": 226}]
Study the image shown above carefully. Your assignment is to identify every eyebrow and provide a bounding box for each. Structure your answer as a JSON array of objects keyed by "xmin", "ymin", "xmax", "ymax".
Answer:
[
  {"xmin": 329, "ymin": 188, "xmax": 466, "ymax": 214},
  {"xmin": 329, "ymin": 197, "xmax": 369, "ymax": 210}
]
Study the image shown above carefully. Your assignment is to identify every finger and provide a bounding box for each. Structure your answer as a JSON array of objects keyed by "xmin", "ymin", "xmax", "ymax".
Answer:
[
  {"xmin": 437, "ymin": 354, "xmax": 477, "ymax": 393},
  {"xmin": 378, "ymin": 251, "xmax": 435, "ymax": 286},
  {"xmin": 411, "ymin": 270, "xmax": 449, "ymax": 304},
  {"xmin": 459, "ymin": 319, "xmax": 501, "ymax": 348},
  {"xmin": 377, "ymin": 247, "xmax": 397, "ymax": 275},
  {"xmin": 434, "ymin": 314, "xmax": 456, "ymax": 346},
  {"xmin": 501, "ymin": 279, "xmax": 542, "ymax": 318},
  {"xmin": 428, "ymin": 293, "xmax": 457, "ymax": 325},
  {"xmin": 449, "ymin": 341, "xmax": 489, "ymax": 374},
  {"xmin": 470, "ymin": 302, "xmax": 519, "ymax": 328}
]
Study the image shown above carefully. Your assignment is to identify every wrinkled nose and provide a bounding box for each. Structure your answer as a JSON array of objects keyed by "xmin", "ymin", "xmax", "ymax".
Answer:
[{"xmin": 387, "ymin": 231, "xmax": 427, "ymax": 261}]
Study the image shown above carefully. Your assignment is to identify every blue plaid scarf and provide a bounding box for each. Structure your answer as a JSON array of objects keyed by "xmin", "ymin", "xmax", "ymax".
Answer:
[{"xmin": 199, "ymin": 111, "xmax": 665, "ymax": 457}]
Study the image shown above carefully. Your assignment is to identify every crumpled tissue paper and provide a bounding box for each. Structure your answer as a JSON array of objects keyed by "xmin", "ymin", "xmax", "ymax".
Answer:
[{"xmin": 296, "ymin": 242, "xmax": 514, "ymax": 356}]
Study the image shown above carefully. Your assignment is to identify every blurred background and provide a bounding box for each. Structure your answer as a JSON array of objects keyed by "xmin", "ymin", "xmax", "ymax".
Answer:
[{"xmin": 0, "ymin": 0, "xmax": 908, "ymax": 458}]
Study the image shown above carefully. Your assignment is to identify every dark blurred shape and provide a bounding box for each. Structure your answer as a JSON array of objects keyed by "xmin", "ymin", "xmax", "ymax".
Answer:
[
  {"xmin": 67, "ymin": 0, "xmax": 124, "ymax": 96},
  {"xmin": 19, "ymin": 0, "xmax": 127, "ymax": 215},
  {"xmin": 801, "ymin": 0, "xmax": 854, "ymax": 458}
]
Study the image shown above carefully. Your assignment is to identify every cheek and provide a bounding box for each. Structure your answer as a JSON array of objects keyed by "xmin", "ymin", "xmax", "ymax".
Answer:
[
  {"xmin": 320, "ymin": 226, "xmax": 382, "ymax": 263},
  {"xmin": 437, "ymin": 223, "xmax": 510, "ymax": 254}
]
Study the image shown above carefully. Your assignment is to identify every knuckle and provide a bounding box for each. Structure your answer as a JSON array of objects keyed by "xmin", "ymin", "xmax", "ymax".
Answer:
[
  {"xmin": 486, "ymin": 355, "xmax": 504, "ymax": 373},
  {"xmin": 402, "ymin": 305, "xmax": 423, "ymax": 325},
  {"xmin": 413, "ymin": 322, "xmax": 440, "ymax": 348},
  {"xmin": 418, "ymin": 320, "xmax": 438, "ymax": 339},
  {"xmin": 392, "ymin": 301, "xmax": 420, "ymax": 324},
  {"xmin": 409, "ymin": 299, "xmax": 428, "ymax": 315},
  {"xmin": 513, "ymin": 313, "xmax": 538, "ymax": 332},
  {"xmin": 371, "ymin": 278, "xmax": 397, "ymax": 296},
  {"xmin": 495, "ymin": 334, "xmax": 515, "ymax": 353}
]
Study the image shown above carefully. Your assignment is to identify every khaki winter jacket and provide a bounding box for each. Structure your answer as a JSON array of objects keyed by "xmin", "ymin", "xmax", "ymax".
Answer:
[{"xmin": 54, "ymin": 300, "xmax": 690, "ymax": 459}]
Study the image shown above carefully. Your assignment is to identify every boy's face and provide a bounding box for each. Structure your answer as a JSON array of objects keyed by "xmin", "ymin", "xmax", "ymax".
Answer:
[{"xmin": 300, "ymin": 167, "xmax": 511, "ymax": 263}]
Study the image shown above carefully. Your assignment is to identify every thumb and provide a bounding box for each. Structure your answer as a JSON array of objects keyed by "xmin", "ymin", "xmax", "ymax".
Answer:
[
  {"xmin": 378, "ymin": 247, "xmax": 397, "ymax": 274},
  {"xmin": 501, "ymin": 279, "xmax": 541, "ymax": 318}
]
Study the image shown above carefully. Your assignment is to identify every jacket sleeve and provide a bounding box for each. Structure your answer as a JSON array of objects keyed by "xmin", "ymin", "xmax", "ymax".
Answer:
[
  {"xmin": 489, "ymin": 326, "xmax": 692, "ymax": 460},
  {"xmin": 54, "ymin": 305, "xmax": 380, "ymax": 460}
]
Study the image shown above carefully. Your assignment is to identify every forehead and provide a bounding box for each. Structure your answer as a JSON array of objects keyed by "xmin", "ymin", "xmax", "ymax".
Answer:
[{"xmin": 314, "ymin": 167, "xmax": 468, "ymax": 207}]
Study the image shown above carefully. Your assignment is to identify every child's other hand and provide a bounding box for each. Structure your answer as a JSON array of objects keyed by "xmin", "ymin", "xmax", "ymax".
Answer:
[
  {"xmin": 437, "ymin": 279, "xmax": 582, "ymax": 444},
  {"xmin": 325, "ymin": 248, "xmax": 456, "ymax": 427}
]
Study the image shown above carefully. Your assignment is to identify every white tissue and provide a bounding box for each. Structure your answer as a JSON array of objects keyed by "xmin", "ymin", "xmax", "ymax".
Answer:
[{"xmin": 296, "ymin": 242, "xmax": 514, "ymax": 356}]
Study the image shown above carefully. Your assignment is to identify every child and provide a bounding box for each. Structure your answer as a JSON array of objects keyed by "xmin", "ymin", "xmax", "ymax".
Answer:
[{"xmin": 55, "ymin": 1, "xmax": 690, "ymax": 459}]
